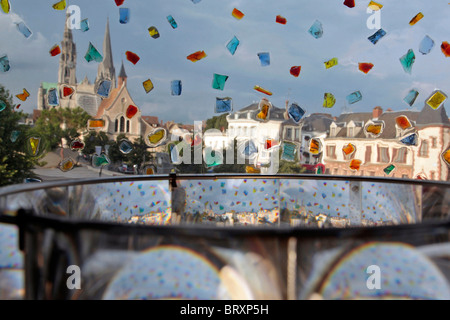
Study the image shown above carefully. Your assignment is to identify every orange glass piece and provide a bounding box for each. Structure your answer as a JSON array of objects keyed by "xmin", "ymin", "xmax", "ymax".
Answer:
[
  {"xmin": 16, "ymin": 88, "xmax": 30, "ymax": 101},
  {"xmin": 276, "ymin": 15, "xmax": 287, "ymax": 24},
  {"xmin": 309, "ymin": 138, "xmax": 321, "ymax": 154},
  {"xmin": 349, "ymin": 159, "xmax": 362, "ymax": 171},
  {"xmin": 359, "ymin": 62, "xmax": 374, "ymax": 74},
  {"xmin": 442, "ymin": 149, "xmax": 450, "ymax": 166},
  {"xmin": 126, "ymin": 105, "xmax": 138, "ymax": 119},
  {"xmin": 395, "ymin": 115, "xmax": 412, "ymax": 130},
  {"xmin": 126, "ymin": 51, "xmax": 140, "ymax": 65},
  {"xmin": 257, "ymin": 105, "xmax": 270, "ymax": 121},
  {"xmin": 146, "ymin": 167, "xmax": 155, "ymax": 175},
  {"xmin": 441, "ymin": 42, "xmax": 450, "ymax": 57},
  {"xmin": 59, "ymin": 158, "xmax": 75, "ymax": 172},
  {"xmin": 366, "ymin": 124, "xmax": 383, "ymax": 136},
  {"xmin": 342, "ymin": 143, "xmax": 356, "ymax": 156},
  {"xmin": 232, "ymin": 8, "xmax": 244, "ymax": 20},
  {"xmin": 246, "ymin": 166, "xmax": 261, "ymax": 173},
  {"xmin": 409, "ymin": 12, "xmax": 424, "ymax": 26},
  {"xmin": 88, "ymin": 119, "xmax": 105, "ymax": 129},
  {"xmin": 50, "ymin": 44, "xmax": 61, "ymax": 56},
  {"xmin": 187, "ymin": 51, "xmax": 207, "ymax": 62},
  {"xmin": 368, "ymin": 1, "xmax": 383, "ymax": 10},
  {"xmin": 254, "ymin": 85, "xmax": 272, "ymax": 96}
]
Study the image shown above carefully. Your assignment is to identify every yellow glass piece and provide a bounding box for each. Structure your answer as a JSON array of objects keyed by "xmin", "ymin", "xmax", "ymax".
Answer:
[
  {"xmin": 257, "ymin": 105, "xmax": 270, "ymax": 120},
  {"xmin": 246, "ymin": 166, "xmax": 261, "ymax": 173},
  {"xmin": 409, "ymin": 12, "xmax": 424, "ymax": 26},
  {"xmin": 366, "ymin": 124, "xmax": 382, "ymax": 135},
  {"xmin": 88, "ymin": 119, "xmax": 105, "ymax": 129},
  {"xmin": 324, "ymin": 58, "xmax": 338, "ymax": 69},
  {"xmin": 29, "ymin": 137, "xmax": 40, "ymax": 156},
  {"xmin": 368, "ymin": 1, "xmax": 383, "ymax": 10},
  {"xmin": 143, "ymin": 79, "xmax": 154, "ymax": 93},
  {"xmin": 309, "ymin": 138, "xmax": 321, "ymax": 154},
  {"xmin": 59, "ymin": 158, "xmax": 75, "ymax": 172},
  {"xmin": 323, "ymin": 93, "xmax": 336, "ymax": 108},
  {"xmin": 148, "ymin": 130, "xmax": 165, "ymax": 145},
  {"xmin": 1, "ymin": 0, "xmax": 10, "ymax": 13},
  {"xmin": 16, "ymin": 88, "xmax": 30, "ymax": 101},
  {"xmin": 52, "ymin": 0, "xmax": 66, "ymax": 10},
  {"xmin": 426, "ymin": 90, "xmax": 447, "ymax": 110}
]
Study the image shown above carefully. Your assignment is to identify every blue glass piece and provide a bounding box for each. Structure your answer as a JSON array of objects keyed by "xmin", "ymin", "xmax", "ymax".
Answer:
[
  {"xmin": 215, "ymin": 97, "xmax": 232, "ymax": 113},
  {"xmin": 288, "ymin": 103, "xmax": 306, "ymax": 123},
  {"xmin": 47, "ymin": 88, "xmax": 59, "ymax": 106},
  {"xmin": 10, "ymin": 130, "xmax": 20, "ymax": 143},
  {"xmin": 346, "ymin": 91, "xmax": 362, "ymax": 104},
  {"xmin": 171, "ymin": 80, "xmax": 182, "ymax": 96},
  {"xmin": 119, "ymin": 8, "xmax": 130, "ymax": 24},
  {"xmin": 16, "ymin": 22, "xmax": 32, "ymax": 38},
  {"xmin": 119, "ymin": 140, "xmax": 133, "ymax": 154},
  {"xmin": 243, "ymin": 140, "xmax": 257, "ymax": 156},
  {"xmin": 97, "ymin": 80, "xmax": 111, "ymax": 98},
  {"xmin": 281, "ymin": 142, "xmax": 297, "ymax": 162},
  {"xmin": 0, "ymin": 99, "xmax": 6, "ymax": 112},
  {"xmin": 419, "ymin": 35, "xmax": 434, "ymax": 55},
  {"xmin": 403, "ymin": 89, "xmax": 419, "ymax": 106},
  {"xmin": 399, "ymin": 49, "xmax": 415, "ymax": 74},
  {"xmin": 257, "ymin": 52, "xmax": 270, "ymax": 66},
  {"xmin": 80, "ymin": 19, "xmax": 89, "ymax": 32},
  {"xmin": 400, "ymin": 133, "xmax": 418, "ymax": 146},
  {"xmin": 0, "ymin": 55, "xmax": 10, "ymax": 72},
  {"xmin": 368, "ymin": 28, "xmax": 386, "ymax": 44},
  {"xmin": 167, "ymin": 15, "xmax": 178, "ymax": 29},
  {"xmin": 226, "ymin": 36, "xmax": 240, "ymax": 55},
  {"xmin": 308, "ymin": 20, "xmax": 323, "ymax": 39}
]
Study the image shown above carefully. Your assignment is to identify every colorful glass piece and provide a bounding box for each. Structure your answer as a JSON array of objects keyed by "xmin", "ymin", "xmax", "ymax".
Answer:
[
  {"xmin": 115, "ymin": 0, "xmax": 124, "ymax": 6},
  {"xmin": 119, "ymin": 140, "xmax": 133, "ymax": 154},
  {"xmin": 364, "ymin": 121, "xmax": 384, "ymax": 137},
  {"xmin": 343, "ymin": 0, "xmax": 355, "ymax": 8},
  {"xmin": 28, "ymin": 137, "xmax": 40, "ymax": 156},
  {"xmin": 409, "ymin": 12, "xmax": 424, "ymax": 26},
  {"xmin": 426, "ymin": 90, "xmax": 447, "ymax": 110},
  {"xmin": 400, "ymin": 132, "xmax": 418, "ymax": 146},
  {"xmin": 212, "ymin": 73, "xmax": 228, "ymax": 90},
  {"xmin": 265, "ymin": 138, "xmax": 277, "ymax": 150},
  {"xmin": 399, "ymin": 49, "xmax": 415, "ymax": 74},
  {"xmin": 167, "ymin": 15, "xmax": 177, "ymax": 29},
  {"xmin": 126, "ymin": 105, "xmax": 138, "ymax": 119},
  {"xmin": 10, "ymin": 130, "xmax": 19, "ymax": 143},
  {"xmin": 59, "ymin": 158, "xmax": 75, "ymax": 172},
  {"xmin": 258, "ymin": 52, "xmax": 270, "ymax": 66},
  {"xmin": 143, "ymin": 79, "xmax": 154, "ymax": 93},
  {"xmin": 276, "ymin": 15, "xmax": 287, "ymax": 24},
  {"xmin": 419, "ymin": 35, "xmax": 434, "ymax": 55},
  {"xmin": 309, "ymin": 138, "xmax": 321, "ymax": 154},
  {"xmin": 88, "ymin": 119, "xmax": 105, "ymax": 129},
  {"xmin": 368, "ymin": 1, "xmax": 383, "ymax": 10},
  {"xmin": 52, "ymin": 0, "xmax": 66, "ymax": 10},
  {"xmin": 404, "ymin": 89, "xmax": 419, "ymax": 106},
  {"xmin": 281, "ymin": 141, "xmax": 297, "ymax": 162},
  {"xmin": 324, "ymin": 58, "xmax": 338, "ymax": 69},
  {"xmin": 290, "ymin": 66, "xmax": 301, "ymax": 77},
  {"xmin": 15, "ymin": 104, "xmax": 20, "ymax": 109},
  {"xmin": 442, "ymin": 149, "xmax": 450, "ymax": 167},
  {"xmin": 342, "ymin": 143, "xmax": 356, "ymax": 156},
  {"xmin": 1, "ymin": 0, "xmax": 10, "ymax": 13},
  {"xmin": 226, "ymin": 36, "xmax": 240, "ymax": 55},
  {"xmin": 146, "ymin": 128, "xmax": 166, "ymax": 147},
  {"xmin": 47, "ymin": 88, "xmax": 59, "ymax": 105},
  {"xmin": 0, "ymin": 55, "xmax": 10, "ymax": 72},
  {"xmin": 148, "ymin": 26, "xmax": 160, "ymax": 39},
  {"xmin": 80, "ymin": 19, "xmax": 89, "ymax": 32},
  {"xmin": 92, "ymin": 154, "xmax": 110, "ymax": 168},
  {"xmin": 323, "ymin": 93, "xmax": 336, "ymax": 108},
  {"xmin": 256, "ymin": 98, "xmax": 271, "ymax": 121},
  {"xmin": 119, "ymin": 8, "xmax": 130, "ymax": 24},
  {"xmin": 96, "ymin": 80, "xmax": 111, "ymax": 98},
  {"xmin": 287, "ymin": 103, "xmax": 305, "ymax": 123},
  {"xmin": 62, "ymin": 86, "xmax": 74, "ymax": 97},
  {"xmin": 395, "ymin": 115, "xmax": 412, "ymax": 130},
  {"xmin": 187, "ymin": 51, "xmax": 207, "ymax": 62},
  {"xmin": 50, "ymin": 44, "xmax": 61, "ymax": 56},
  {"xmin": 204, "ymin": 148, "xmax": 223, "ymax": 168},
  {"xmin": 368, "ymin": 28, "xmax": 386, "ymax": 44},
  {"xmin": 358, "ymin": 62, "xmax": 374, "ymax": 74},
  {"xmin": 243, "ymin": 140, "xmax": 258, "ymax": 158},
  {"xmin": 70, "ymin": 139, "xmax": 84, "ymax": 151},
  {"xmin": 125, "ymin": 51, "xmax": 140, "ymax": 65},
  {"xmin": 0, "ymin": 99, "xmax": 6, "ymax": 112},
  {"xmin": 84, "ymin": 42, "xmax": 103, "ymax": 62},
  {"xmin": 16, "ymin": 22, "xmax": 32, "ymax": 38},
  {"xmin": 246, "ymin": 166, "xmax": 261, "ymax": 174},
  {"xmin": 215, "ymin": 97, "xmax": 232, "ymax": 113},
  {"xmin": 441, "ymin": 42, "xmax": 450, "ymax": 57},
  {"xmin": 346, "ymin": 91, "xmax": 362, "ymax": 104},
  {"xmin": 254, "ymin": 85, "xmax": 272, "ymax": 96},
  {"xmin": 383, "ymin": 164, "xmax": 395, "ymax": 175},
  {"xmin": 171, "ymin": 80, "xmax": 182, "ymax": 96},
  {"xmin": 16, "ymin": 88, "xmax": 30, "ymax": 101},
  {"xmin": 349, "ymin": 159, "xmax": 361, "ymax": 171},
  {"xmin": 308, "ymin": 20, "xmax": 323, "ymax": 39},
  {"xmin": 145, "ymin": 166, "xmax": 155, "ymax": 175},
  {"xmin": 232, "ymin": 8, "xmax": 244, "ymax": 20}
]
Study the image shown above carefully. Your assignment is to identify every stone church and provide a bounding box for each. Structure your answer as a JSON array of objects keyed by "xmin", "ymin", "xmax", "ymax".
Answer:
[{"xmin": 37, "ymin": 15, "xmax": 153, "ymax": 142}]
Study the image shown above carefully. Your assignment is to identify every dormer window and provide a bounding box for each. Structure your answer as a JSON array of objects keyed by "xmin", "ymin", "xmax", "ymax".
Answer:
[
  {"xmin": 330, "ymin": 127, "xmax": 336, "ymax": 136},
  {"xmin": 348, "ymin": 127, "xmax": 354, "ymax": 137}
]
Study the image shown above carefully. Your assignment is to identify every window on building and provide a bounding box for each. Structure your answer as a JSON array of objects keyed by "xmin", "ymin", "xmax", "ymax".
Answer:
[
  {"xmin": 330, "ymin": 127, "xmax": 336, "ymax": 136},
  {"xmin": 251, "ymin": 127, "xmax": 256, "ymax": 137},
  {"xmin": 378, "ymin": 146, "xmax": 390, "ymax": 163},
  {"xmin": 286, "ymin": 128, "xmax": 292, "ymax": 140},
  {"xmin": 126, "ymin": 120, "xmax": 130, "ymax": 133},
  {"xmin": 419, "ymin": 140, "xmax": 429, "ymax": 157},
  {"xmin": 327, "ymin": 145, "xmax": 336, "ymax": 159},
  {"xmin": 431, "ymin": 137, "xmax": 437, "ymax": 148},
  {"xmin": 369, "ymin": 171, "xmax": 375, "ymax": 176},
  {"xmin": 365, "ymin": 146, "xmax": 372, "ymax": 163},
  {"xmin": 243, "ymin": 126, "xmax": 248, "ymax": 136},
  {"xmin": 333, "ymin": 168, "xmax": 339, "ymax": 175},
  {"xmin": 115, "ymin": 118, "xmax": 119, "ymax": 132},
  {"xmin": 430, "ymin": 171, "xmax": 436, "ymax": 180},
  {"xmin": 393, "ymin": 147, "xmax": 407, "ymax": 164},
  {"xmin": 119, "ymin": 116, "xmax": 125, "ymax": 133},
  {"xmin": 348, "ymin": 127, "xmax": 354, "ymax": 137},
  {"xmin": 294, "ymin": 128, "xmax": 300, "ymax": 140}
]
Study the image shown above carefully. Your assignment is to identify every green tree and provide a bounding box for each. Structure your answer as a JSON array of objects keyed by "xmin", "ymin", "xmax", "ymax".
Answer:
[
  {"xmin": 0, "ymin": 84, "xmax": 39, "ymax": 186},
  {"xmin": 83, "ymin": 131, "xmax": 109, "ymax": 155},
  {"xmin": 205, "ymin": 114, "xmax": 228, "ymax": 131},
  {"xmin": 107, "ymin": 133, "xmax": 129, "ymax": 164},
  {"xmin": 127, "ymin": 136, "xmax": 151, "ymax": 171}
]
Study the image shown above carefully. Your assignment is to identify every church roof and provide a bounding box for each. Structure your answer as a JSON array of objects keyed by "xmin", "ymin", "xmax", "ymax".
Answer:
[{"xmin": 118, "ymin": 61, "xmax": 127, "ymax": 78}]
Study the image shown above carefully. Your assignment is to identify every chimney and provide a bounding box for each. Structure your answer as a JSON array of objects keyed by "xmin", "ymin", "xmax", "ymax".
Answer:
[{"xmin": 372, "ymin": 106, "xmax": 383, "ymax": 119}]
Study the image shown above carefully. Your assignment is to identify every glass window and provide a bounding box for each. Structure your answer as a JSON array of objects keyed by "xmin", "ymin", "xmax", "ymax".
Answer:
[{"xmin": 419, "ymin": 140, "xmax": 429, "ymax": 157}]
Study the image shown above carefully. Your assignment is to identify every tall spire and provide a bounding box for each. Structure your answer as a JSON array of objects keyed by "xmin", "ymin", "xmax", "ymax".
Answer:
[
  {"xmin": 58, "ymin": 12, "xmax": 77, "ymax": 85},
  {"xmin": 118, "ymin": 60, "xmax": 127, "ymax": 87},
  {"xmin": 96, "ymin": 18, "xmax": 116, "ymax": 88}
]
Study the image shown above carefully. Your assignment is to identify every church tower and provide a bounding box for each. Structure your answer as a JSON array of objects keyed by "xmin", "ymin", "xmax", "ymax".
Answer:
[
  {"xmin": 96, "ymin": 18, "xmax": 116, "ymax": 89},
  {"xmin": 58, "ymin": 13, "xmax": 77, "ymax": 85}
]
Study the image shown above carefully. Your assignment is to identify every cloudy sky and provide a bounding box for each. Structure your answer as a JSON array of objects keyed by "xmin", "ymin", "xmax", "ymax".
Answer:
[{"xmin": 0, "ymin": 0, "xmax": 449, "ymax": 124}]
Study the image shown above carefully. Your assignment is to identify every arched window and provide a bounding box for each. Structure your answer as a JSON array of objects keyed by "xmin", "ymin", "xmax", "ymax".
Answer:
[
  {"xmin": 115, "ymin": 118, "xmax": 119, "ymax": 132},
  {"xmin": 120, "ymin": 116, "xmax": 125, "ymax": 133},
  {"xmin": 126, "ymin": 120, "xmax": 130, "ymax": 133}
]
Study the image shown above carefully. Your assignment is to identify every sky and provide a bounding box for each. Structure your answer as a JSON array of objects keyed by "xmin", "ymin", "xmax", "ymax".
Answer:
[{"xmin": 0, "ymin": 0, "xmax": 449, "ymax": 124}]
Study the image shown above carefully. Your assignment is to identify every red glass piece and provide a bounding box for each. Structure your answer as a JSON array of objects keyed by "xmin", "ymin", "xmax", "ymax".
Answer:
[
  {"xmin": 16, "ymin": 104, "xmax": 20, "ymax": 109},
  {"xmin": 359, "ymin": 62, "xmax": 374, "ymax": 74},
  {"xmin": 441, "ymin": 42, "xmax": 450, "ymax": 57},
  {"xmin": 232, "ymin": 8, "xmax": 244, "ymax": 20},
  {"xmin": 265, "ymin": 139, "xmax": 273, "ymax": 149},
  {"xmin": 290, "ymin": 66, "xmax": 301, "ymax": 77},
  {"xmin": 125, "ymin": 51, "xmax": 140, "ymax": 65},
  {"xmin": 50, "ymin": 45, "xmax": 61, "ymax": 56},
  {"xmin": 70, "ymin": 140, "xmax": 85, "ymax": 150},
  {"xmin": 115, "ymin": 0, "xmax": 124, "ymax": 6},
  {"xmin": 276, "ymin": 15, "xmax": 287, "ymax": 24},
  {"xmin": 187, "ymin": 51, "xmax": 207, "ymax": 62},
  {"xmin": 395, "ymin": 116, "xmax": 412, "ymax": 130},
  {"xmin": 63, "ymin": 86, "xmax": 74, "ymax": 97},
  {"xmin": 126, "ymin": 104, "xmax": 138, "ymax": 119},
  {"xmin": 343, "ymin": 0, "xmax": 355, "ymax": 8}
]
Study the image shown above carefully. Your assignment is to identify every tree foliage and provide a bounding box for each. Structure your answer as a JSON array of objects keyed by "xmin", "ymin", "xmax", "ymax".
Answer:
[
  {"xmin": 205, "ymin": 113, "xmax": 228, "ymax": 131},
  {"xmin": 82, "ymin": 131, "xmax": 109, "ymax": 155}
]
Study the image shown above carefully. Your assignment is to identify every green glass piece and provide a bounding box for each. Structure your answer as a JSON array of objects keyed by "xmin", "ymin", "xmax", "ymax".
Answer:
[
  {"xmin": 84, "ymin": 42, "xmax": 103, "ymax": 63},
  {"xmin": 383, "ymin": 164, "xmax": 395, "ymax": 175},
  {"xmin": 212, "ymin": 73, "xmax": 228, "ymax": 90},
  {"xmin": 399, "ymin": 49, "xmax": 415, "ymax": 74}
]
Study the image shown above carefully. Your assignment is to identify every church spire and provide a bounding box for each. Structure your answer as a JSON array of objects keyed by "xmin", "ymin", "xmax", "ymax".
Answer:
[
  {"xmin": 96, "ymin": 18, "xmax": 116, "ymax": 88},
  {"xmin": 58, "ymin": 12, "xmax": 77, "ymax": 85},
  {"xmin": 118, "ymin": 60, "xmax": 127, "ymax": 87}
]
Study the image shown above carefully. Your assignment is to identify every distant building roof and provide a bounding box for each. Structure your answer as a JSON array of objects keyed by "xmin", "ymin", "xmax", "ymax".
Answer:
[
  {"xmin": 142, "ymin": 116, "xmax": 159, "ymax": 126},
  {"xmin": 33, "ymin": 109, "xmax": 42, "ymax": 122}
]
